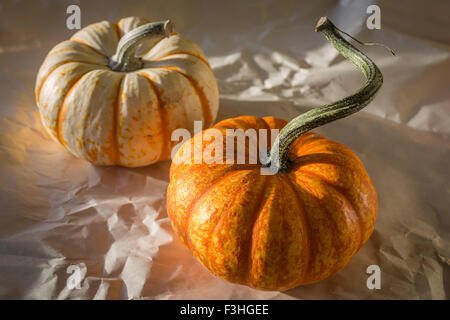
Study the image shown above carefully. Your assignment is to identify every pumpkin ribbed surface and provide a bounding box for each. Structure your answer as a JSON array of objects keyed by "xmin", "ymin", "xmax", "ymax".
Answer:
[
  {"xmin": 167, "ymin": 115, "xmax": 377, "ymax": 291},
  {"xmin": 35, "ymin": 17, "xmax": 218, "ymax": 167}
]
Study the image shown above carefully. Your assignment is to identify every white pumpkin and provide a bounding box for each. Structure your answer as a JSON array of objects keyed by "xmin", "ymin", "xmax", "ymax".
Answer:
[{"xmin": 35, "ymin": 17, "xmax": 219, "ymax": 167}]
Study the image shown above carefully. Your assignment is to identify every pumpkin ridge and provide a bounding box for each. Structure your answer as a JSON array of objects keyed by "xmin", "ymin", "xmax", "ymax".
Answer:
[
  {"xmin": 247, "ymin": 180, "xmax": 283, "ymax": 289},
  {"xmin": 298, "ymin": 169, "xmax": 364, "ymax": 249},
  {"xmin": 258, "ymin": 117, "xmax": 272, "ymax": 130},
  {"xmin": 70, "ymin": 38, "xmax": 107, "ymax": 57},
  {"xmin": 115, "ymin": 22, "xmax": 123, "ymax": 39},
  {"xmin": 153, "ymin": 67, "xmax": 213, "ymax": 128},
  {"xmin": 47, "ymin": 43, "xmax": 106, "ymax": 59},
  {"xmin": 155, "ymin": 52, "xmax": 211, "ymax": 69},
  {"xmin": 287, "ymin": 133, "xmax": 325, "ymax": 155},
  {"xmin": 36, "ymin": 60, "xmax": 105, "ymax": 105},
  {"xmin": 290, "ymin": 153, "xmax": 362, "ymax": 173},
  {"xmin": 291, "ymin": 140, "xmax": 363, "ymax": 166},
  {"xmin": 296, "ymin": 170, "xmax": 362, "ymax": 279},
  {"xmin": 71, "ymin": 21, "xmax": 121, "ymax": 58},
  {"xmin": 278, "ymin": 177, "xmax": 294, "ymax": 287},
  {"xmin": 258, "ymin": 116, "xmax": 275, "ymax": 144},
  {"xmin": 112, "ymin": 22, "xmax": 122, "ymax": 42},
  {"xmin": 112, "ymin": 75, "xmax": 125, "ymax": 165},
  {"xmin": 169, "ymin": 165, "xmax": 253, "ymax": 245},
  {"xmin": 283, "ymin": 176, "xmax": 313, "ymax": 284},
  {"xmin": 137, "ymin": 72, "xmax": 170, "ymax": 161},
  {"xmin": 286, "ymin": 174, "xmax": 340, "ymax": 282},
  {"xmin": 214, "ymin": 116, "xmax": 268, "ymax": 131},
  {"xmin": 261, "ymin": 117, "xmax": 288, "ymax": 131},
  {"xmin": 140, "ymin": 36, "xmax": 167, "ymax": 58},
  {"xmin": 55, "ymin": 70, "xmax": 93, "ymax": 145},
  {"xmin": 184, "ymin": 169, "xmax": 247, "ymax": 253},
  {"xmin": 238, "ymin": 174, "xmax": 270, "ymax": 284},
  {"xmin": 161, "ymin": 71, "xmax": 189, "ymax": 137},
  {"xmin": 177, "ymin": 70, "xmax": 213, "ymax": 129},
  {"xmin": 78, "ymin": 70, "xmax": 121, "ymax": 163},
  {"xmin": 205, "ymin": 170, "xmax": 256, "ymax": 273}
]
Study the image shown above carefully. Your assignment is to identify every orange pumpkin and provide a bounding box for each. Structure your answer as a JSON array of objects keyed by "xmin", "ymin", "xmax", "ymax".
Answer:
[{"xmin": 166, "ymin": 17, "xmax": 381, "ymax": 291}]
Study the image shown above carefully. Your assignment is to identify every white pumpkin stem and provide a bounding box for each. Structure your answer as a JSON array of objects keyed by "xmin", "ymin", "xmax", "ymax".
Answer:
[{"xmin": 109, "ymin": 20, "xmax": 174, "ymax": 72}]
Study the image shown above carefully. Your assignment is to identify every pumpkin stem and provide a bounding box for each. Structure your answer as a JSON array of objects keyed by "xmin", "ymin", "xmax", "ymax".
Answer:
[
  {"xmin": 109, "ymin": 20, "xmax": 174, "ymax": 72},
  {"xmin": 265, "ymin": 16, "xmax": 384, "ymax": 174}
]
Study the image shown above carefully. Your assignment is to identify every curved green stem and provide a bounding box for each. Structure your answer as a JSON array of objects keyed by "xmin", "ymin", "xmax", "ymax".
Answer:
[
  {"xmin": 266, "ymin": 16, "xmax": 383, "ymax": 174},
  {"xmin": 109, "ymin": 20, "xmax": 174, "ymax": 72}
]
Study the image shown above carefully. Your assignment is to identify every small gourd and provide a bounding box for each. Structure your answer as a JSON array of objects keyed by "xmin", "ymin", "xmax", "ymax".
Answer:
[{"xmin": 35, "ymin": 17, "xmax": 218, "ymax": 166}]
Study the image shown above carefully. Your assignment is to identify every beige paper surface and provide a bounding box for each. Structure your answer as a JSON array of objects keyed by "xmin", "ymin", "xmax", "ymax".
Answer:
[{"xmin": 0, "ymin": 0, "xmax": 448, "ymax": 299}]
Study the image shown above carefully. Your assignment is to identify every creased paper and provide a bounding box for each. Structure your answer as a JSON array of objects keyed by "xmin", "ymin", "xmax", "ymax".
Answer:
[{"xmin": 0, "ymin": 0, "xmax": 448, "ymax": 299}]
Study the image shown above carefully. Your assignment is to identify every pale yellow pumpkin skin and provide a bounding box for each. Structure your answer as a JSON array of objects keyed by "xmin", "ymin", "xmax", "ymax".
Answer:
[{"xmin": 35, "ymin": 17, "xmax": 219, "ymax": 167}]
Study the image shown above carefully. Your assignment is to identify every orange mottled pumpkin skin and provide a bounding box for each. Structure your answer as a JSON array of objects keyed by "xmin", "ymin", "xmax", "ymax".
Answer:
[{"xmin": 166, "ymin": 116, "xmax": 378, "ymax": 291}]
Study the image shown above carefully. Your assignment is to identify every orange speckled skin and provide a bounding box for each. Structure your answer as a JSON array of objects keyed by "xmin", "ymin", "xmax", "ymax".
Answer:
[{"xmin": 166, "ymin": 115, "xmax": 378, "ymax": 291}]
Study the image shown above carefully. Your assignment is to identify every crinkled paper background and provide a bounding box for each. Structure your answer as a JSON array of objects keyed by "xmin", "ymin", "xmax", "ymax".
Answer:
[{"xmin": 0, "ymin": 0, "xmax": 449, "ymax": 299}]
